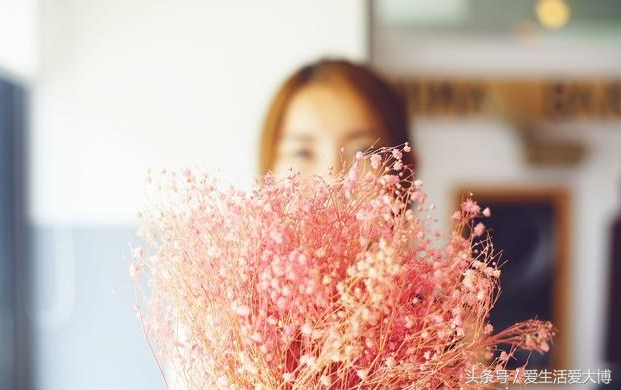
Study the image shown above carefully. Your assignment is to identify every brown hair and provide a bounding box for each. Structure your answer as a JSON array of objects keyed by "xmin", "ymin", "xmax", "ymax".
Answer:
[{"xmin": 259, "ymin": 58, "xmax": 414, "ymax": 175}]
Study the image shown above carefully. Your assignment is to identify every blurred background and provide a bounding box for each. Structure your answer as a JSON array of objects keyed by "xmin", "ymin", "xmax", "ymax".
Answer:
[{"xmin": 1, "ymin": 0, "xmax": 620, "ymax": 389}]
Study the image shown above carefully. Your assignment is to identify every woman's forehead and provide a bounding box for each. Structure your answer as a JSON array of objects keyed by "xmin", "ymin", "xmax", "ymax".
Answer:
[{"xmin": 280, "ymin": 83, "xmax": 382, "ymax": 141}]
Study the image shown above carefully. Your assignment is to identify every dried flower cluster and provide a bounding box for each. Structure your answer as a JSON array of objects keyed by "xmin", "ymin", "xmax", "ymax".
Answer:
[{"xmin": 131, "ymin": 145, "xmax": 554, "ymax": 390}]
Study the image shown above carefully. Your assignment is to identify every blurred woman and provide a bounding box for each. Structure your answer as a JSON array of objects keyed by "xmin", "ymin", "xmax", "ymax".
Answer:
[{"xmin": 259, "ymin": 58, "xmax": 415, "ymax": 177}]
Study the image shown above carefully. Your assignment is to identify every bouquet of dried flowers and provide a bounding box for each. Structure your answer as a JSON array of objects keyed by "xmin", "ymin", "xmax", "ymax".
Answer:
[{"xmin": 131, "ymin": 144, "xmax": 554, "ymax": 389}]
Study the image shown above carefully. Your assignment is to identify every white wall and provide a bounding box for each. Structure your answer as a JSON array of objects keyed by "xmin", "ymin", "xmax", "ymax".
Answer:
[
  {"xmin": 0, "ymin": 0, "xmax": 38, "ymax": 81},
  {"xmin": 31, "ymin": 0, "xmax": 369, "ymax": 225}
]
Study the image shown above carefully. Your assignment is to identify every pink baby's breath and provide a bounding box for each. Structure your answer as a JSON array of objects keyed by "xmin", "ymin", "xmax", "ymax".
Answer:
[
  {"xmin": 370, "ymin": 154, "xmax": 382, "ymax": 169},
  {"xmin": 132, "ymin": 146, "xmax": 554, "ymax": 390},
  {"xmin": 474, "ymin": 222, "xmax": 486, "ymax": 236}
]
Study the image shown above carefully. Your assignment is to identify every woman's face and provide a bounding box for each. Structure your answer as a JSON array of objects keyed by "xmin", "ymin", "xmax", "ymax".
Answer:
[{"xmin": 272, "ymin": 82, "xmax": 383, "ymax": 178}]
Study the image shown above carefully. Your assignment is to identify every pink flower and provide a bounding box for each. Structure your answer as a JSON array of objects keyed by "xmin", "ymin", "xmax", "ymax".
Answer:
[
  {"xmin": 463, "ymin": 199, "xmax": 481, "ymax": 214},
  {"xmin": 301, "ymin": 323, "xmax": 313, "ymax": 336},
  {"xmin": 370, "ymin": 154, "xmax": 382, "ymax": 169},
  {"xmin": 128, "ymin": 263, "xmax": 142, "ymax": 278},
  {"xmin": 484, "ymin": 324, "xmax": 494, "ymax": 335},
  {"xmin": 234, "ymin": 304, "xmax": 251, "ymax": 317},
  {"xmin": 133, "ymin": 146, "xmax": 554, "ymax": 390}
]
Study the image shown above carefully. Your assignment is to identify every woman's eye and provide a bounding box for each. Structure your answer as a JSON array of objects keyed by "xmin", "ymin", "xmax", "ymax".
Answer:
[{"xmin": 292, "ymin": 149, "xmax": 313, "ymax": 159}]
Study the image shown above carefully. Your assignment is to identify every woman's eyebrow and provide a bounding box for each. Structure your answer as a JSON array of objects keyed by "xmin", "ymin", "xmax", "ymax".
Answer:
[
  {"xmin": 280, "ymin": 133, "xmax": 314, "ymax": 142},
  {"xmin": 345, "ymin": 129, "xmax": 378, "ymax": 141}
]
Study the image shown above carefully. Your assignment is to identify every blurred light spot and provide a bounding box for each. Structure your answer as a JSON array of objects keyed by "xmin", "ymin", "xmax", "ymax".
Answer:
[{"xmin": 535, "ymin": 0, "xmax": 571, "ymax": 30}]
